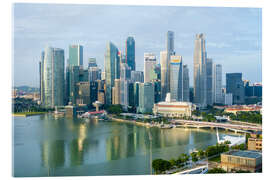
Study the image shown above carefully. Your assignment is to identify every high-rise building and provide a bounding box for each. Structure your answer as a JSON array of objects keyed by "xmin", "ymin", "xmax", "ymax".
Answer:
[
  {"xmin": 206, "ymin": 58, "xmax": 213, "ymax": 106},
  {"xmin": 152, "ymin": 79, "xmax": 161, "ymax": 103},
  {"xmin": 76, "ymin": 82, "xmax": 90, "ymax": 105},
  {"xmin": 89, "ymin": 67, "xmax": 101, "ymax": 82},
  {"xmin": 88, "ymin": 58, "xmax": 97, "ymax": 68},
  {"xmin": 226, "ymin": 73, "xmax": 245, "ymax": 104},
  {"xmin": 112, "ymin": 79, "xmax": 121, "ymax": 105},
  {"xmin": 144, "ymin": 53, "xmax": 156, "ymax": 83},
  {"xmin": 69, "ymin": 44, "xmax": 83, "ymax": 66},
  {"xmin": 193, "ymin": 33, "xmax": 207, "ymax": 107},
  {"xmin": 224, "ymin": 93, "xmax": 233, "ymax": 106},
  {"xmin": 213, "ymin": 64, "xmax": 223, "ymax": 104},
  {"xmin": 137, "ymin": 82, "xmax": 154, "ymax": 114},
  {"xmin": 105, "ymin": 42, "xmax": 120, "ymax": 105},
  {"xmin": 125, "ymin": 36, "xmax": 135, "ymax": 71},
  {"xmin": 120, "ymin": 63, "xmax": 131, "ymax": 110},
  {"xmin": 131, "ymin": 71, "xmax": 144, "ymax": 83},
  {"xmin": 183, "ymin": 65, "xmax": 190, "ymax": 102},
  {"xmin": 133, "ymin": 82, "xmax": 140, "ymax": 107},
  {"xmin": 40, "ymin": 51, "xmax": 45, "ymax": 104},
  {"xmin": 170, "ymin": 55, "xmax": 183, "ymax": 101},
  {"xmin": 40, "ymin": 47, "xmax": 65, "ymax": 108},
  {"xmin": 160, "ymin": 50, "xmax": 170, "ymax": 100},
  {"xmin": 67, "ymin": 66, "xmax": 80, "ymax": 105},
  {"xmin": 166, "ymin": 31, "xmax": 175, "ymax": 55}
]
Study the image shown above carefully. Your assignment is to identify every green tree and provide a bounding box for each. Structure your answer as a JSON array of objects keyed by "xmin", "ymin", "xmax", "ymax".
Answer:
[
  {"xmin": 208, "ymin": 168, "xmax": 227, "ymax": 174},
  {"xmin": 152, "ymin": 159, "xmax": 172, "ymax": 174},
  {"xmin": 190, "ymin": 152, "xmax": 198, "ymax": 162}
]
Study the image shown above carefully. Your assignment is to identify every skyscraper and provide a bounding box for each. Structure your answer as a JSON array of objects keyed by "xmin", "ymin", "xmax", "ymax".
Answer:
[
  {"xmin": 40, "ymin": 47, "xmax": 65, "ymax": 108},
  {"xmin": 193, "ymin": 33, "xmax": 207, "ymax": 107},
  {"xmin": 112, "ymin": 79, "xmax": 121, "ymax": 105},
  {"xmin": 144, "ymin": 53, "xmax": 156, "ymax": 83},
  {"xmin": 160, "ymin": 50, "xmax": 169, "ymax": 100},
  {"xmin": 131, "ymin": 71, "xmax": 144, "ymax": 83},
  {"xmin": 89, "ymin": 67, "xmax": 101, "ymax": 82},
  {"xmin": 69, "ymin": 44, "xmax": 83, "ymax": 66},
  {"xmin": 226, "ymin": 73, "xmax": 245, "ymax": 104},
  {"xmin": 125, "ymin": 36, "xmax": 135, "ymax": 71},
  {"xmin": 88, "ymin": 58, "xmax": 97, "ymax": 68},
  {"xmin": 120, "ymin": 63, "xmax": 131, "ymax": 109},
  {"xmin": 105, "ymin": 42, "xmax": 120, "ymax": 105},
  {"xmin": 206, "ymin": 58, "xmax": 213, "ymax": 105},
  {"xmin": 170, "ymin": 55, "xmax": 183, "ymax": 101},
  {"xmin": 166, "ymin": 31, "xmax": 175, "ymax": 55},
  {"xmin": 183, "ymin": 64, "xmax": 190, "ymax": 102},
  {"xmin": 137, "ymin": 82, "xmax": 154, "ymax": 113},
  {"xmin": 213, "ymin": 64, "xmax": 223, "ymax": 104}
]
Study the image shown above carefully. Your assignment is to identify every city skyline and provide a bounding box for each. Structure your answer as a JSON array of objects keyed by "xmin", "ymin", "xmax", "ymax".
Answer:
[{"xmin": 13, "ymin": 4, "xmax": 262, "ymax": 87}]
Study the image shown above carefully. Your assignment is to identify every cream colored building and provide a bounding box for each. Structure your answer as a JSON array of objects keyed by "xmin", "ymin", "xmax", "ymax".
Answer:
[{"xmin": 153, "ymin": 93, "xmax": 193, "ymax": 117}]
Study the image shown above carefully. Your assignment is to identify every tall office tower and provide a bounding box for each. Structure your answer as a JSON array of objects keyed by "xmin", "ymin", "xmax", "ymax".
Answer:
[
  {"xmin": 226, "ymin": 73, "xmax": 245, "ymax": 104},
  {"xmin": 101, "ymin": 71, "xmax": 106, "ymax": 80},
  {"xmin": 112, "ymin": 79, "xmax": 121, "ymax": 104},
  {"xmin": 160, "ymin": 50, "xmax": 170, "ymax": 100},
  {"xmin": 193, "ymin": 33, "xmax": 207, "ymax": 107},
  {"xmin": 128, "ymin": 82, "xmax": 135, "ymax": 107},
  {"xmin": 89, "ymin": 81, "xmax": 98, "ymax": 105},
  {"xmin": 170, "ymin": 55, "xmax": 183, "ymax": 101},
  {"xmin": 120, "ymin": 63, "xmax": 131, "ymax": 109},
  {"xmin": 40, "ymin": 47, "xmax": 65, "ymax": 108},
  {"xmin": 183, "ymin": 64, "xmax": 190, "ymax": 102},
  {"xmin": 89, "ymin": 67, "xmax": 101, "ymax": 82},
  {"xmin": 133, "ymin": 82, "xmax": 140, "ymax": 107},
  {"xmin": 105, "ymin": 42, "xmax": 120, "ymax": 105},
  {"xmin": 88, "ymin": 58, "xmax": 97, "ymax": 68},
  {"xmin": 137, "ymin": 82, "xmax": 154, "ymax": 114},
  {"xmin": 69, "ymin": 44, "xmax": 83, "ymax": 66},
  {"xmin": 125, "ymin": 36, "xmax": 135, "ymax": 71},
  {"xmin": 76, "ymin": 82, "xmax": 90, "ymax": 105},
  {"xmin": 131, "ymin": 71, "xmax": 144, "ymax": 83},
  {"xmin": 152, "ymin": 79, "xmax": 161, "ymax": 103},
  {"xmin": 144, "ymin": 53, "xmax": 157, "ymax": 83},
  {"xmin": 39, "ymin": 51, "xmax": 45, "ymax": 103},
  {"xmin": 79, "ymin": 68, "xmax": 89, "ymax": 82},
  {"xmin": 206, "ymin": 58, "xmax": 213, "ymax": 105},
  {"xmin": 166, "ymin": 31, "xmax": 175, "ymax": 55},
  {"xmin": 213, "ymin": 64, "xmax": 223, "ymax": 104},
  {"xmin": 67, "ymin": 66, "xmax": 80, "ymax": 105}
]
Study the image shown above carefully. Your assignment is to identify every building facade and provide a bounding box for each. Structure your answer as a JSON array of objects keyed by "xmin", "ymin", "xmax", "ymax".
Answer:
[
  {"xmin": 137, "ymin": 82, "xmax": 154, "ymax": 113},
  {"xmin": 183, "ymin": 64, "xmax": 190, "ymax": 102},
  {"xmin": 131, "ymin": 71, "xmax": 144, "ymax": 83},
  {"xmin": 105, "ymin": 42, "xmax": 120, "ymax": 105},
  {"xmin": 125, "ymin": 36, "xmax": 135, "ymax": 71},
  {"xmin": 69, "ymin": 44, "xmax": 83, "ymax": 66},
  {"xmin": 160, "ymin": 50, "xmax": 169, "ymax": 100},
  {"xmin": 193, "ymin": 33, "xmax": 207, "ymax": 108},
  {"xmin": 206, "ymin": 58, "xmax": 213, "ymax": 105},
  {"xmin": 41, "ymin": 47, "xmax": 65, "ymax": 108},
  {"xmin": 170, "ymin": 55, "xmax": 183, "ymax": 101},
  {"xmin": 226, "ymin": 73, "xmax": 245, "ymax": 104},
  {"xmin": 144, "ymin": 53, "xmax": 157, "ymax": 83},
  {"xmin": 213, "ymin": 64, "xmax": 223, "ymax": 104}
]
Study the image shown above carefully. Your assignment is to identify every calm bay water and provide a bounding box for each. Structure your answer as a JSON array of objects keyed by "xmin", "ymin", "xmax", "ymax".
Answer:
[{"xmin": 13, "ymin": 114, "xmax": 235, "ymax": 177}]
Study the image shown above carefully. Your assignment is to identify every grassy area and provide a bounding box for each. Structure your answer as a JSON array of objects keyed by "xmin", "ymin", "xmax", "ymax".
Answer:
[
  {"xmin": 208, "ymin": 155, "xmax": 221, "ymax": 163},
  {"xmin": 13, "ymin": 112, "xmax": 47, "ymax": 116}
]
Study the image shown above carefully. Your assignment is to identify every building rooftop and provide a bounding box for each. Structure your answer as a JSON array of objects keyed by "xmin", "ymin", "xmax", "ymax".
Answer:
[{"xmin": 223, "ymin": 150, "xmax": 262, "ymax": 159}]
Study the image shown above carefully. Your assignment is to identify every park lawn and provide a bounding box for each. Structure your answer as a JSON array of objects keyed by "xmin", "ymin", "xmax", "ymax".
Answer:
[{"xmin": 13, "ymin": 112, "xmax": 47, "ymax": 116}]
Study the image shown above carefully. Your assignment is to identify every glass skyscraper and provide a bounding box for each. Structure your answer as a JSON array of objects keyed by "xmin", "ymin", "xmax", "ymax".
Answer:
[
  {"xmin": 193, "ymin": 33, "xmax": 207, "ymax": 107},
  {"xmin": 170, "ymin": 55, "xmax": 183, "ymax": 101},
  {"xmin": 138, "ymin": 82, "xmax": 154, "ymax": 113},
  {"xmin": 125, "ymin": 36, "xmax": 135, "ymax": 71},
  {"xmin": 226, "ymin": 73, "xmax": 245, "ymax": 104},
  {"xmin": 105, "ymin": 42, "xmax": 120, "ymax": 105},
  {"xmin": 69, "ymin": 44, "xmax": 83, "ymax": 66},
  {"xmin": 40, "ymin": 46, "xmax": 65, "ymax": 108}
]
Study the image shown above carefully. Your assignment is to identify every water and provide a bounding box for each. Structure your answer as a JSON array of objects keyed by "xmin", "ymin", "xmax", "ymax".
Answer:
[{"xmin": 13, "ymin": 114, "xmax": 238, "ymax": 177}]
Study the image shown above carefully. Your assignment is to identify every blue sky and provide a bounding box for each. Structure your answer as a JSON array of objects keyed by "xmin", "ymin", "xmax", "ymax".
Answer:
[{"xmin": 13, "ymin": 3, "xmax": 262, "ymax": 87}]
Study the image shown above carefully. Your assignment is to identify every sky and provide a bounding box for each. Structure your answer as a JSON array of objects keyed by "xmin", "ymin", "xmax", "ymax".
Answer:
[{"xmin": 13, "ymin": 3, "xmax": 262, "ymax": 87}]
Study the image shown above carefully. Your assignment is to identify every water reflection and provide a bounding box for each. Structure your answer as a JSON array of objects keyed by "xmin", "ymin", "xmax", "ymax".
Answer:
[{"xmin": 14, "ymin": 114, "xmax": 238, "ymax": 177}]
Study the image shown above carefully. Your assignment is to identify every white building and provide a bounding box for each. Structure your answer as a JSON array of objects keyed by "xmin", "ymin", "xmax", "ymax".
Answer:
[
  {"xmin": 153, "ymin": 93, "xmax": 193, "ymax": 117},
  {"xmin": 144, "ymin": 53, "xmax": 157, "ymax": 83},
  {"xmin": 224, "ymin": 93, "xmax": 233, "ymax": 106}
]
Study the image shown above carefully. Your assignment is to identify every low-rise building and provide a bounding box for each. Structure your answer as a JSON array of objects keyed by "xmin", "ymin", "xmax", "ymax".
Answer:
[
  {"xmin": 248, "ymin": 138, "xmax": 262, "ymax": 151},
  {"xmin": 220, "ymin": 150, "xmax": 262, "ymax": 172},
  {"xmin": 224, "ymin": 105, "xmax": 262, "ymax": 115},
  {"xmin": 153, "ymin": 93, "xmax": 193, "ymax": 117}
]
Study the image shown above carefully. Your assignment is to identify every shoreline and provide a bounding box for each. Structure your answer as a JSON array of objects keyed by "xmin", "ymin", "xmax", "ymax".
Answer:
[
  {"xmin": 12, "ymin": 112, "xmax": 47, "ymax": 117},
  {"xmin": 109, "ymin": 115, "xmax": 151, "ymax": 128}
]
